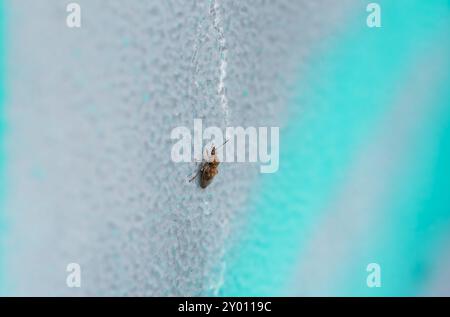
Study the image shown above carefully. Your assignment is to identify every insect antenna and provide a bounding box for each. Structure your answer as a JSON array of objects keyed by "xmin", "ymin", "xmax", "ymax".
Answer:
[{"xmin": 213, "ymin": 138, "xmax": 230, "ymax": 151}]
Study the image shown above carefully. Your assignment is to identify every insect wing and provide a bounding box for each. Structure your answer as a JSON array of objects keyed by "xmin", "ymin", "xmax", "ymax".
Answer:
[{"xmin": 200, "ymin": 166, "xmax": 213, "ymax": 188}]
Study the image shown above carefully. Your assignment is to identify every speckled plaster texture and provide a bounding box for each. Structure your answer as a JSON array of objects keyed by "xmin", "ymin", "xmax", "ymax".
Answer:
[{"xmin": 5, "ymin": 0, "xmax": 352, "ymax": 295}]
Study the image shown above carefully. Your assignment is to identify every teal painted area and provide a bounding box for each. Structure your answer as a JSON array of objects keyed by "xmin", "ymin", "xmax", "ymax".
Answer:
[
  {"xmin": 335, "ymin": 75, "xmax": 450, "ymax": 296},
  {"xmin": 0, "ymin": 0, "xmax": 6, "ymax": 294},
  {"xmin": 219, "ymin": 0, "xmax": 450, "ymax": 296}
]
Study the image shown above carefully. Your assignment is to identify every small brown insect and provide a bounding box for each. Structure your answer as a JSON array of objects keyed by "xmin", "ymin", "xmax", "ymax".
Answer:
[{"xmin": 189, "ymin": 140, "xmax": 229, "ymax": 188}]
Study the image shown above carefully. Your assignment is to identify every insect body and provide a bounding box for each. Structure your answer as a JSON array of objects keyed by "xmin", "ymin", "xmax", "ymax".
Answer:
[{"xmin": 189, "ymin": 140, "xmax": 228, "ymax": 188}]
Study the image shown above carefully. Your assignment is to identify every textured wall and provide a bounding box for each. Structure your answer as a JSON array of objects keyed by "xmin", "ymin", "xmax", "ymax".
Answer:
[
  {"xmin": 3, "ymin": 0, "xmax": 350, "ymax": 295},
  {"xmin": 3, "ymin": 0, "xmax": 449, "ymax": 297}
]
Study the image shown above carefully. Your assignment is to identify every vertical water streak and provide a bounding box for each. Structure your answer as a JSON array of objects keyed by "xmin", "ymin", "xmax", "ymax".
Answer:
[{"xmin": 210, "ymin": 0, "xmax": 229, "ymax": 126}]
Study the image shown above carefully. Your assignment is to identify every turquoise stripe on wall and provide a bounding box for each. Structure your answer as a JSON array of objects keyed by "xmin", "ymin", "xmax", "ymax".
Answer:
[
  {"xmin": 337, "ymin": 79, "xmax": 450, "ymax": 296},
  {"xmin": 219, "ymin": 0, "xmax": 450, "ymax": 296}
]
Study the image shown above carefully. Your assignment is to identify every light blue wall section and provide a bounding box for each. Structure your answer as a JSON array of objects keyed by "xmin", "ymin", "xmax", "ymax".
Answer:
[
  {"xmin": 219, "ymin": 0, "xmax": 450, "ymax": 296},
  {"xmin": 1, "ymin": 0, "xmax": 449, "ymax": 296}
]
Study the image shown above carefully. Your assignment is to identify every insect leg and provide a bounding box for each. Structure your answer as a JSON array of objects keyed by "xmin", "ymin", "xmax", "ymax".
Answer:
[
  {"xmin": 194, "ymin": 157, "xmax": 203, "ymax": 165},
  {"xmin": 189, "ymin": 169, "xmax": 201, "ymax": 182},
  {"xmin": 203, "ymin": 147, "xmax": 212, "ymax": 162},
  {"xmin": 189, "ymin": 163, "xmax": 205, "ymax": 183}
]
